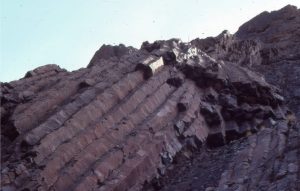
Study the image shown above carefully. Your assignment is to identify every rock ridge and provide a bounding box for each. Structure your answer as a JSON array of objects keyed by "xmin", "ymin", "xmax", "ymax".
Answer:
[{"xmin": 1, "ymin": 5, "xmax": 299, "ymax": 191}]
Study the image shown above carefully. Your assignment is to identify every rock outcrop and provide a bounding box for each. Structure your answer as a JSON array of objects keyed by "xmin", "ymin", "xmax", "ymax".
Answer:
[
  {"xmin": 191, "ymin": 5, "xmax": 300, "ymax": 119},
  {"xmin": 1, "ymin": 5, "xmax": 299, "ymax": 191}
]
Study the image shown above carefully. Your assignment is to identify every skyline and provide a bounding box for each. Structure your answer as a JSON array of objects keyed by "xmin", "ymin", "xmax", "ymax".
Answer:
[{"xmin": 1, "ymin": 0, "xmax": 300, "ymax": 82}]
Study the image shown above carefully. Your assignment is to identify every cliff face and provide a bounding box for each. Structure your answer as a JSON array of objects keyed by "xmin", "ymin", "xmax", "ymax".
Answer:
[
  {"xmin": 1, "ymin": 5, "xmax": 299, "ymax": 191},
  {"xmin": 191, "ymin": 5, "xmax": 300, "ymax": 119}
]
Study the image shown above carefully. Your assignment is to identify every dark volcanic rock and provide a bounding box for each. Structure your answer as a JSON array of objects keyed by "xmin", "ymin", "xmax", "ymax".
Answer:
[
  {"xmin": 236, "ymin": 5, "xmax": 300, "ymax": 119},
  {"xmin": 88, "ymin": 44, "xmax": 137, "ymax": 68},
  {"xmin": 192, "ymin": 5, "xmax": 300, "ymax": 119},
  {"xmin": 1, "ymin": 5, "xmax": 299, "ymax": 191}
]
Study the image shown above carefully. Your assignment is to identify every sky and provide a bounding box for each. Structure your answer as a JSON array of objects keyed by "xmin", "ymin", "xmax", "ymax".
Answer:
[{"xmin": 1, "ymin": 0, "xmax": 300, "ymax": 82}]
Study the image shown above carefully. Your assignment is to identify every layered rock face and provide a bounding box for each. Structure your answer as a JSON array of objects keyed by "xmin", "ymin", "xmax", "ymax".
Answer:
[
  {"xmin": 191, "ymin": 5, "xmax": 300, "ymax": 119},
  {"xmin": 1, "ymin": 5, "xmax": 299, "ymax": 191}
]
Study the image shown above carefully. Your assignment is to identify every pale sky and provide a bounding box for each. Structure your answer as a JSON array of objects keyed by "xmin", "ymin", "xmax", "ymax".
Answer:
[{"xmin": 1, "ymin": 0, "xmax": 300, "ymax": 82}]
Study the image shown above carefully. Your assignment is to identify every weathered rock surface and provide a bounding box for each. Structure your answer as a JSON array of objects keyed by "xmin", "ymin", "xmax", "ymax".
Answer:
[
  {"xmin": 1, "ymin": 5, "xmax": 299, "ymax": 191},
  {"xmin": 146, "ymin": 5, "xmax": 300, "ymax": 191},
  {"xmin": 191, "ymin": 5, "xmax": 300, "ymax": 119}
]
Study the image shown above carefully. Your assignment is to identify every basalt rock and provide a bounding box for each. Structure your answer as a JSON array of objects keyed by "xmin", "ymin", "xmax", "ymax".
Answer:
[
  {"xmin": 88, "ymin": 44, "xmax": 138, "ymax": 68},
  {"xmin": 191, "ymin": 5, "xmax": 300, "ymax": 120},
  {"xmin": 145, "ymin": 5, "xmax": 300, "ymax": 191},
  {"xmin": 1, "ymin": 5, "xmax": 299, "ymax": 191}
]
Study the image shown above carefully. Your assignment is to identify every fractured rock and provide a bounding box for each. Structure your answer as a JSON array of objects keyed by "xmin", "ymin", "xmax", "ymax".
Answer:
[{"xmin": 1, "ymin": 5, "xmax": 299, "ymax": 191}]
